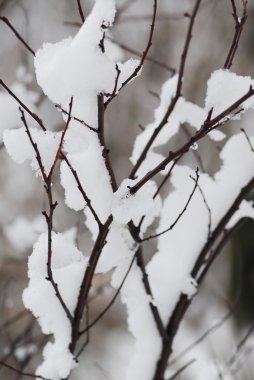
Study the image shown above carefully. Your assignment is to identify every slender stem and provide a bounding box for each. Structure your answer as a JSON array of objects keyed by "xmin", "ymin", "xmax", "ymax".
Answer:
[
  {"xmin": 129, "ymin": 0, "xmax": 202, "ymax": 179},
  {"xmin": 0, "ymin": 16, "xmax": 35, "ymax": 55}
]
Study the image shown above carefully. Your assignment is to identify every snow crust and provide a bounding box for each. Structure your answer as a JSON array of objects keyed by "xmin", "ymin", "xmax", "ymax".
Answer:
[{"xmin": 23, "ymin": 232, "xmax": 87, "ymax": 379}]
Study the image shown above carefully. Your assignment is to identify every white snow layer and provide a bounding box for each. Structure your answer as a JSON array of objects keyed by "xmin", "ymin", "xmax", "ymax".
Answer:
[
  {"xmin": 147, "ymin": 133, "xmax": 254, "ymax": 325},
  {"xmin": 111, "ymin": 178, "xmax": 161, "ymax": 225},
  {"xmin": 4, "ymin": 127, "xmax": 61, "ymax": 176},
  {"xmin": 205, "ymin": 69, "xmax": 254, "ymax": 118},
  {"xmin": 4, "ymin": 215, "xmax": 46, "ymax": 254},
  {"xmin": 23, "ymin": 232, "xmax": 87, "ymax": 379}
]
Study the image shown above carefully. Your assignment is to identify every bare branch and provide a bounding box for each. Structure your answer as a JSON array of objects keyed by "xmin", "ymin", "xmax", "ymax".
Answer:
[
  {"xmin": 224, "ymin": 0, "xmax": 248, "ymax": 69},
  {"xmin": 119, "ymin": 0, "xmax": 157, "ymax": 90},
  {"xmin": 0, "ymin": 80, "xmax": 46, "ymax": 131},
  {"xmin": 129, "ymin": 0, "xmax": 202, "ymax": 179},
  {"xmin": 48, "ymin": 97, "xmax": 73, "ymax": 179},
  {"xmin": 20, "ymin": 109, "xmax": 73, "ymax": 324},
  {"xmin": 107, "ymin": 36, "xmax": 175, "ymax": 74}
]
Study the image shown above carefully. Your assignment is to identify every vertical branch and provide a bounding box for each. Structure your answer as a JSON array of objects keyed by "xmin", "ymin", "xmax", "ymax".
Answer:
[
  {"xmin": 120, "ymin": 0, "xmax": 158, "ymax": 90},
  {"xmin": 224, "ymin": 0, "xmax": 248, "ymax": 69},
  {"xmin": 19, "ymin": 109, "xmax": 73, "ymax": 323},
  {"xmin": 97, "ymin": 94, "xmax": 118, "ymax": 191},
  {"xmin": 0, "ymin": 16, "xmax": 35, "ymax": 56},
  {"xmin": 76, "ymin": 0, "xmax": 85, "ymax": 23},
  {"xmin": 130, "ymin": 0, "xmax": 202, "ymax": 179}
]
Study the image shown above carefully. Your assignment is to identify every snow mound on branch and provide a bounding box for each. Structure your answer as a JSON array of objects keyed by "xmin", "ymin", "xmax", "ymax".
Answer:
[
  {"xmin": 23, "ymin": 232, "xmax": 87, "ymax": 380},
  {"xmin": 205, "ymin": 69, "xmax": 254, "ymax": 118},
  {"xmin": 131, "ymin": 74, "xmax": 226, "ymax": 178},
  {"xmin": 147, "ymin": 132, "xmax": 254, "ymax": 325},
  {"xmin": 4, "ymin": 127, "xmax": 61, "ymax": 176},
  {"xmin": 111, "ymin": 179, "xmax": 161, "ymax": 225},
  {"xmin": 35, "ymin": 0, "xmax": 139, "ymax": 129}
]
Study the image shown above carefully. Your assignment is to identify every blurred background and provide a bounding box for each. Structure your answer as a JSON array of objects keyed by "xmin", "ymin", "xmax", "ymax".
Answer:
[{"xmin": 1, "ymin": 0, "xmax": 254, "ymax": 379}]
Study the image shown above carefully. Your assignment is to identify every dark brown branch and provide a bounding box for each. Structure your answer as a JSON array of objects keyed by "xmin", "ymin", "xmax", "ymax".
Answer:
[
  {"xmin": 130, "ymin": 86, "xmax": 254, "ymax": 194},
  {"xmin": 70, "ymin": 215, "xmax": 113, "ymax": 354},
  {"xmin": 194, "ymin": 180, "xmax": 212, "ymax": 239},
  {"xmin": 107, "ymin": 37, "xmax": 175, "ymax": 74},
  {"xmin": 0, "ymin": 16, "xmax": 35, "ymax": 55},
  {"xmin": 142, "ymin": 168, "xmax": 199, "ymax": 242},
  {"xmin": 97, "ymin": 94, "xmax": 117, "ymax": 191},
  {"xmin": 79, "ymin": 250, "xmax": 137, "ymax": 336},
  {"xmin": 152, "ymin": 177, "xmax": 254, "ymax": 380},
  {"xmin": 224, "ymin": 0, "xmax": 247, "ymax": 69},
  {"xmin": 120, "ymin": 0, "xmax": 157, "ymax": 90},
  {"xmin": 167, "ymin": 358, "xmax": 196, "ymax": 380},
  {"xmin": 0, "ymin": 360, "xmax": 49, "ymax": 380},
  {"xmin": 240, "ymin": 127, "xmax": 254, "ymax": 152},
  {"xmin": 55, "ymin": 104, "xmax": 98, "ymax": 133},
  {"xmin": 104, "ymin": 64, "xmax": 121, "ymax": 109},
  {"xmin": 61, "ymin": 154, "xmax": 103, "ymax": 227},
  {"xmin": 48, "ymin": 97, "xmax": 73, "ymax": 179},
  {"xmin": 0, "ymin": 80, "xmax": 46, "ymax": 131},
  {"xmin": 20, "ymin": 109, "xmax": 73, "ymax": 323},
  {"xmin": 76, "ymin": 0, "xmax": 85, "ymax": 23},
  {"xmin": 227, "ymin": 323, "xmax": 254, "ymax": 368},
  {"xmin": 136, "ymin": 246, "xmax": 166, "ymax": 339},
  {"xmin": 129, "ymin": 0, "xmax": 202, "ymax": 179}
]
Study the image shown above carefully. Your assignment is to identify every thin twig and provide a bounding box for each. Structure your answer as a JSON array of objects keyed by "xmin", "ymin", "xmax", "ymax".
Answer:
[
  {"xmin": 120, "ymin": 0, "xmax": 157, "ymax": 90},
  {"xmin": 190, "ymin": 177, "xmax": 212, "ymax": 239},
  {"xmin": 167, "ymin": 358, "xmax": 196, "ymax": 380},
  {"xmin": 224, "ymin": 0, "xmax": 248, "ymax": 69},
  {"xmin": 79, "ymin": 251, "xmax": 137, "ymax": 336},
  {"xmin": 48, "ymin": 97, "xmax": 73, "ymax": 178},
  {"xmin": 136, "ymin": 246, "xmax": 166, "ymax": 339},
  {"xmin": 240, "ymin": 128, "xmax": 254, "ymax": 152},
  {"xmin": 55, "ymin": 104, "xmax": 98, "ymax": 133},
  {"xmin": 20, "ymin": 109, "xmax": 73, "ymax": 323},
  {"xmin": 130, "ymin": 86, "xmax": 254, "ymax": 194},
  {"xmin": 0, "ymin": 360, "xmax": 49, "ymax": 380},
  {"xmin": 130, "ymin": 0, "xmax": 202, "ymax": 179},
  {"xmin": 104, "ymin": 64, "xmax": 121, "ymax": 109},
  {"xmin": 0, "ymin": 16, "xmax": 35, "ymax": 55},
  {"xmin": 141, "ymin": 168, "xmax": 199, "ymax": 242},
  {"xmin": 0, "ymin": 80, "xmax": 46, "ymax": 130},
  {"xmin": 107, "ymin": 37, "xmax": 175, "ymax": 74}
]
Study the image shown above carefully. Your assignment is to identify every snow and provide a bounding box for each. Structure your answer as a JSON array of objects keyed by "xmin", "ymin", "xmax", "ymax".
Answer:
[
  {"xmin": 181, "ymin": 276, "xmax": 198, "ymax": 299},
  {"xmin": 4, "ymin": 126, "xmax": 61, "ymax": 176},
  {"xmin": 111, "ymin": 178, "xmax": 160, "ymax": 225},
  {"xmin": 0, "ymin": 81, "xmax": 38, "ymax": 143},
  {"xmin": 23, "ymin": 232, "xmax": 88, "ymax": 379},
  {"xmin": 4, "ymin": 215, "xmax": 46, "ymax": 254},
  {"xmin": 226, "ymin": 200, "xmax": 254, "ymax": 229},
  {"xmin": 35, "ymin": 0, "xmax": 139, "ymax": 129},
  {"xmin": 205, "ymin": 69, "xmax": 254, "ymax": 118},
  {"xmin": 130, "ymin": 74, "xmax": 227, "ymax": 178},
  {"xmin": 147, "ymin": 132, "xmax": 254, "ymax": 326}
]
